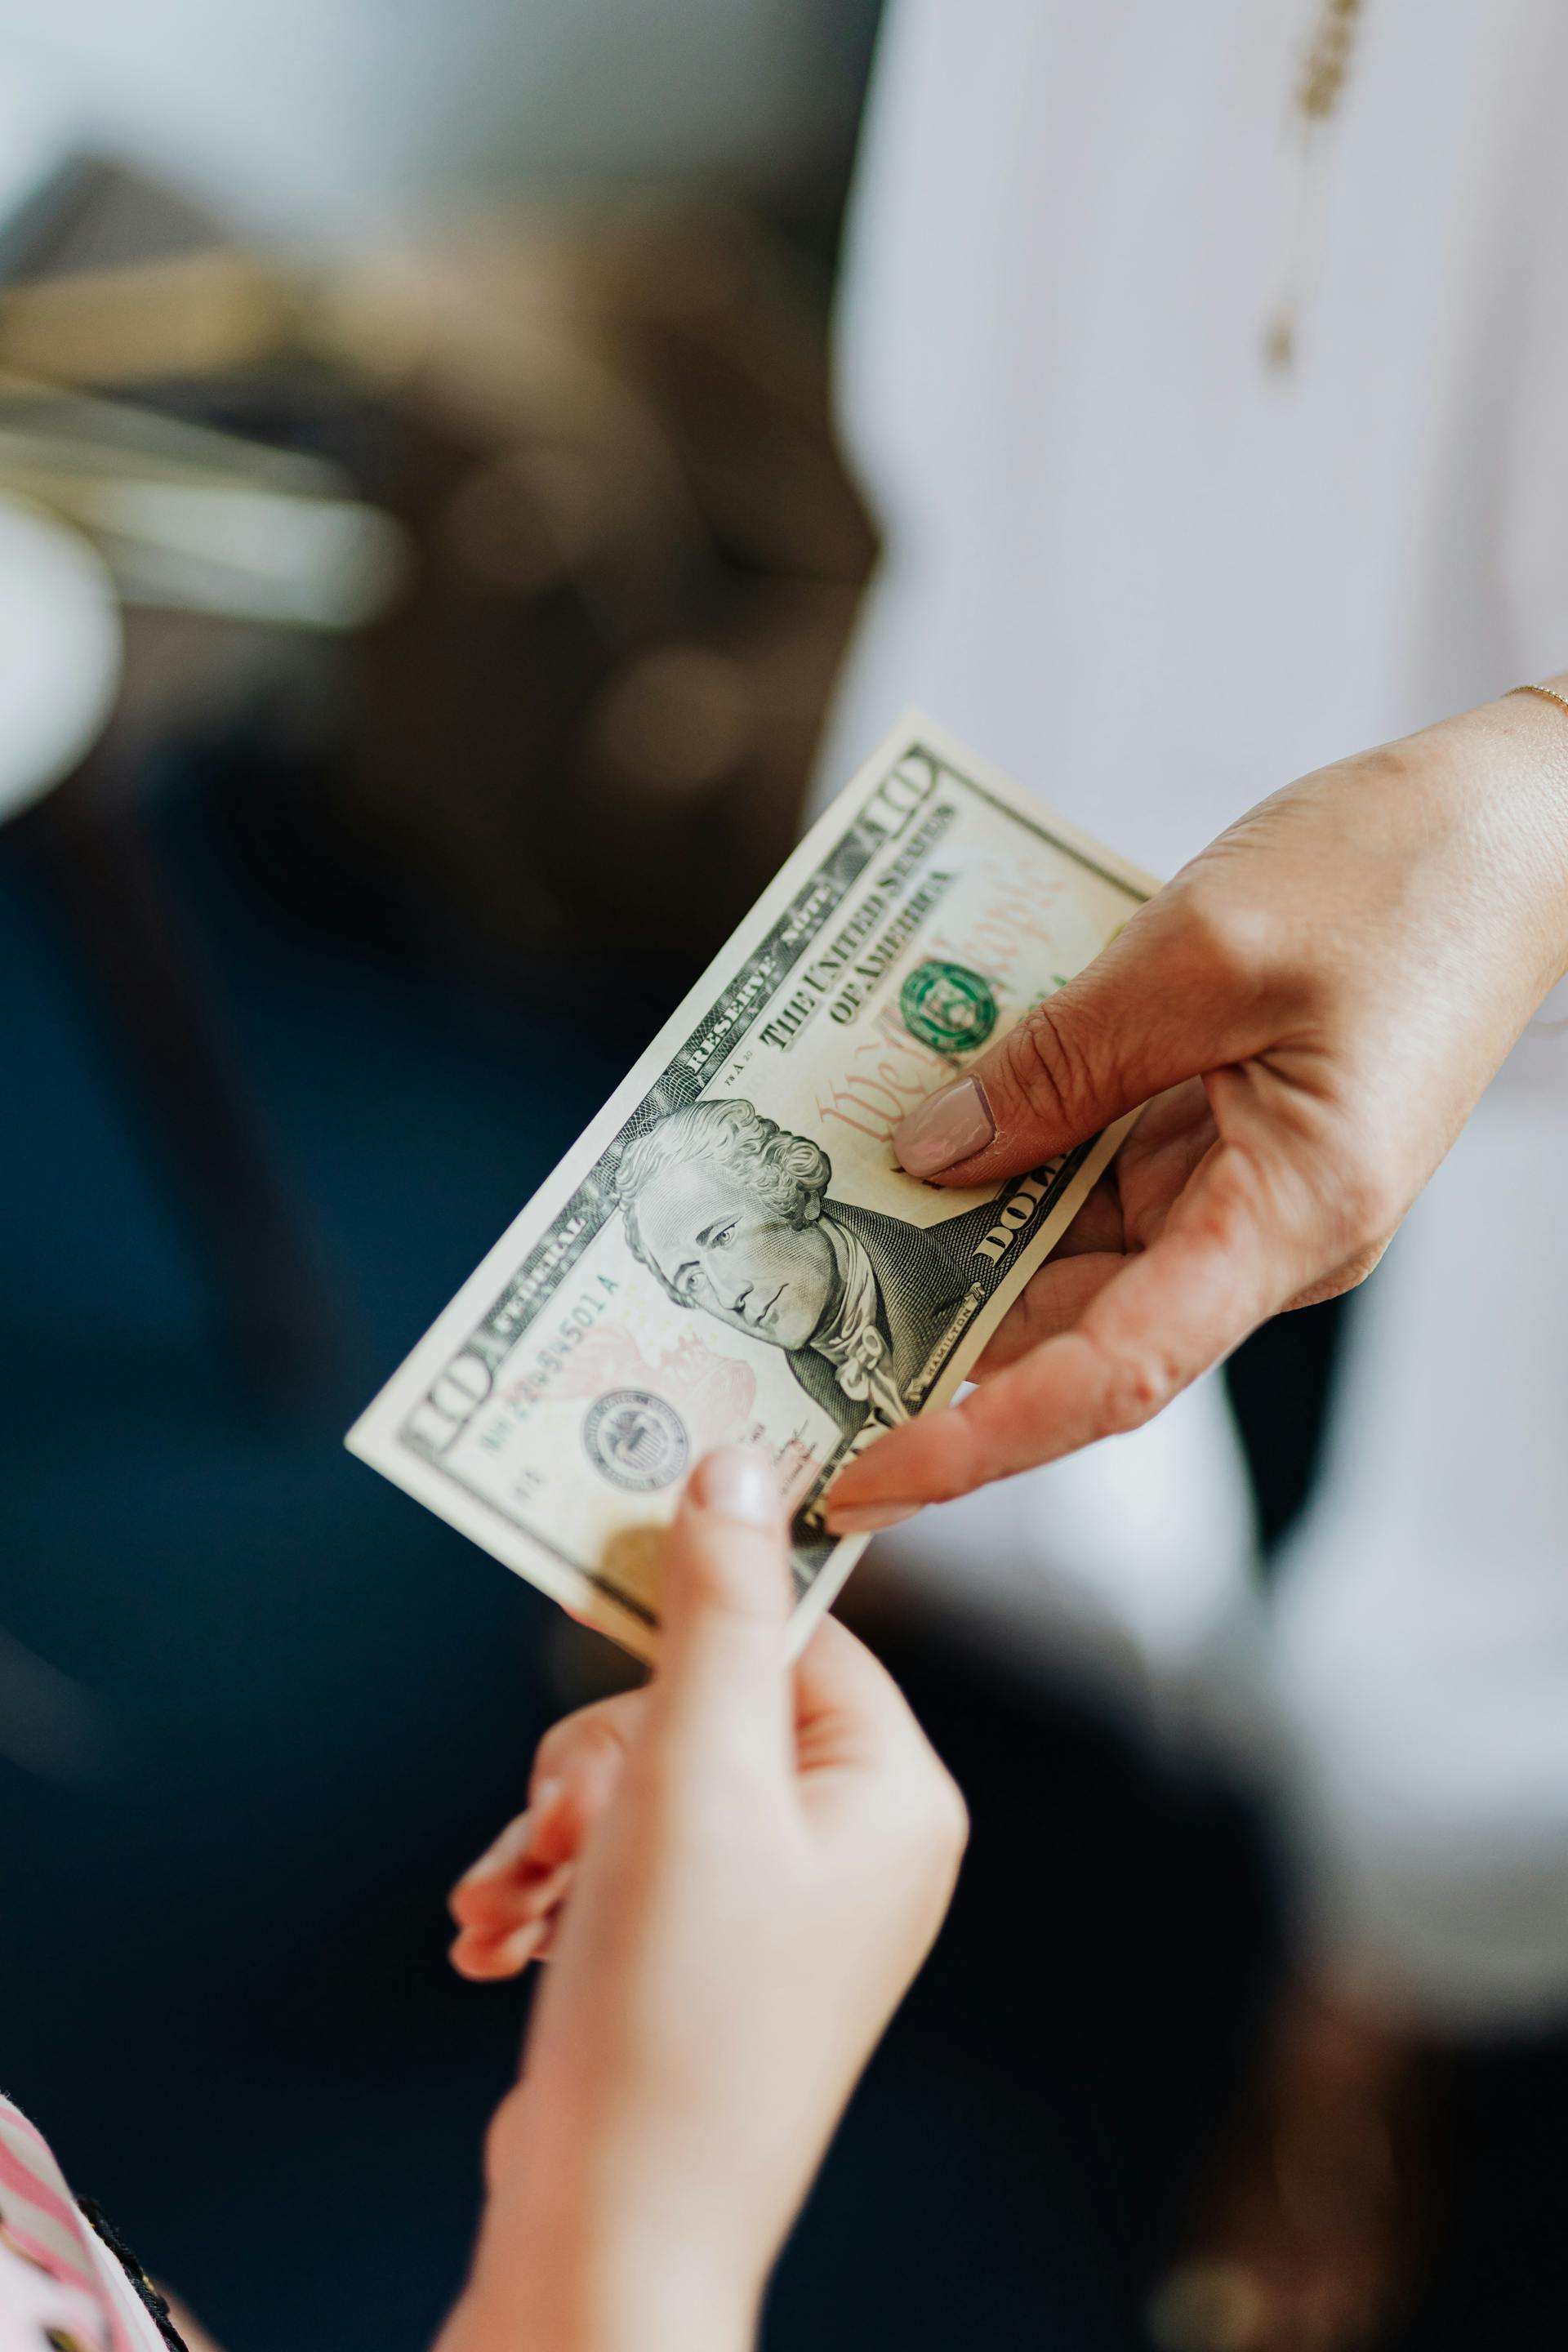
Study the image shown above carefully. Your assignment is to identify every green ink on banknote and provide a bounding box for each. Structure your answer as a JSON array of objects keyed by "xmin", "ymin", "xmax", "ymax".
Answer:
[{"xmin": 899, "ymin": 959, "xmax": 999, "ymax": 1053}]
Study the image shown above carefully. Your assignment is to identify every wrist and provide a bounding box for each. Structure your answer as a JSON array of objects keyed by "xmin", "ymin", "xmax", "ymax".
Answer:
[
  {"xmin": 444, "ymin": 2088, "xmax": 771, "ymax": 2352},
  {"xmin": 439, "ymin": 2229, "xmax": 760, "ymax": 2352},
  {"xmin": 439, "ymin": 2094, "xmax": 764, "ymax": 2352},
  {"xmin": 1432, "ymin": 676, "xmax": 1568, "ymax": 987},
  {"xmin": 1477, "ymin": 669, "xmax": 1568, "ymax": 786}
]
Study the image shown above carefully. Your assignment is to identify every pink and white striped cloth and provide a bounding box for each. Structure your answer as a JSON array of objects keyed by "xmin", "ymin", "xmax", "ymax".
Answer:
[{"xmin": 0, "ymin": 2096, "xmax": 169, "ymax": 2351}]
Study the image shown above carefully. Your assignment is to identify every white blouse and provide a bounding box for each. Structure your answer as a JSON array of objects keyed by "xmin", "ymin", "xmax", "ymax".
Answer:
[
  {"xmin": 823, "ymin": 1, "xmax": 1568, "ymax": 2021},
  {"xmin": 827, "ymin": 0, "xmax": 1568, "ymax": 874}
]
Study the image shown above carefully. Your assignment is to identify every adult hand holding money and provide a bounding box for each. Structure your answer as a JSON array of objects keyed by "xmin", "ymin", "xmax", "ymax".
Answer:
[
  {"xmin": 351, "ymin": 691, "xmax": 1568, "ymax": 1645},
  {"xmin": 827, "ymin": 683, "xmax": 1568, "ymax": 1530}
]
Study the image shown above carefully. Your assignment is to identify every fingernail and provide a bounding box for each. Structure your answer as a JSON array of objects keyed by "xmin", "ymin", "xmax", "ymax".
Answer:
[
  {"xmin": 496, "ymin": 1918, "xmax": 548, "ymax": 1974},
  {"xmin": 450, "ymin": 1919, "xmax": 547, "ymax": 1980},
  {"xmin": 825, "ymin": 1501, "xmax": 920, "ymax": 1535},
  {"xmin": 519, "ymin": 1859, "xmax": 575, "ymax": 1919},
  {"xmin": 448, "ymin": 1930, "xmax": 514, "ymax": 1980},
  {"xmin": 893, "ymin": 1075, "xmax": 995, "ymax": 1178},
  {"xmin": 693, "ymin": 1444, "xmax": 780, "ymax": 1528}
]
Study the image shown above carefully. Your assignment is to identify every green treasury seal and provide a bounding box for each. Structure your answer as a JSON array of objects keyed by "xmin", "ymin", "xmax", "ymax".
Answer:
[
  {"xmin": 899, "ymin": 959, "xmax": 999, "ymax": 1054},
  {"xmin": 583, "ymin": 1389, "xmax": 689, "ymax": 1492}
]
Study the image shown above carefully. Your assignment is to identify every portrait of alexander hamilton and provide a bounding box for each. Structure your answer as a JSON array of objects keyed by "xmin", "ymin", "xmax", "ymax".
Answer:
[{"xmin": 612, "ymin": 1097, "xmax": 1018, "ymax": 1446}]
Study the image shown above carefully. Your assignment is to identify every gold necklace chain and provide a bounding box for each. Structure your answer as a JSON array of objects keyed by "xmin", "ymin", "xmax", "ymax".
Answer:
[
  {"xmin": 1298, "ymin": 0, "xmax": 1365, "ymax": 120},
  {"xmin": 1266, "ymin": 0, "xmax": 1367, "ymax": 371}
]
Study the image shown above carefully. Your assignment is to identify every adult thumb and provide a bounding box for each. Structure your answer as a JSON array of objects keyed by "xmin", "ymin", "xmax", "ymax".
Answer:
[
  {"xmin": 889, "ymin": 890, "xmax": 1265, "ymax": 1187},
  {"xmin": 646, "ymin": 1446, "xmax": 794, "ymax": 1777}
]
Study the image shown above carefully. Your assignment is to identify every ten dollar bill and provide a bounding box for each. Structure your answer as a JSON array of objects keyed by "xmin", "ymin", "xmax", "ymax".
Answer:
[{"xmin": 346, "ymin": 714, "xmax": 1159, "ymax": 1659}]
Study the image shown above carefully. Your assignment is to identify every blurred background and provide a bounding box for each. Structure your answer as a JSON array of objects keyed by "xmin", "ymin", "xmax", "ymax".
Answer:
[{"xmin": 1, "ymin": 6, "xmax": 1564, "ymax": 2350}]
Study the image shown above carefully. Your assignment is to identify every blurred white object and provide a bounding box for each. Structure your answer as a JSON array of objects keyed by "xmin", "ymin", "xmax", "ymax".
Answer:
[
  {"xmin": 871, "ymin": 1374, "xmax": 1258, "ymax": 1741},
  {"xmin": 63, "ymin": 478, "xmax": 412, "ymax": 629},
  {"xmin": 0, "ymin": 385, "xmax": 413, "ymax": 629},
  {"xmin": 826, "ymin": 0, "xmax": 1568, "ymax": 2020},
  {"xmin": 0, "ymin": 496, "xmax": 120, "ymax": 821}
]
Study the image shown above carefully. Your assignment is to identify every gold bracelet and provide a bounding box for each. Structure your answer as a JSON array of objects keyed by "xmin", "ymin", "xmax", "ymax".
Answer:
[{"xmin": 1508, "ymin": 682, "xmax": 1568, "ymax": 719}]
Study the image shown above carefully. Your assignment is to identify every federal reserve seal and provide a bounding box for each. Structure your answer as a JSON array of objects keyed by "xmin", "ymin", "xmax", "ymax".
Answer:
[
  {"xmin": 899, "ymin": 959, "xmax": 999, "ymax": 1054},
  {"xmin": 582, "ymin": 1389, "xmax": 690, "ymax": 1493}
]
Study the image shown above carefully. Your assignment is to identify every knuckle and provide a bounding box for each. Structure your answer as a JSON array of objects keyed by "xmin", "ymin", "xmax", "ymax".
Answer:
[
  {"xmin": 1178, "ymin": 884, "xmax": 1276, "ymax": 995},
  {"xmin": 1335, "ymin": 1235, "xmax": 1392, "ymax": 1290},
  {"xmin": 1285, "ymin": 1235, "xmax": 1389, "ymax": 1310},
  {"xmin": 532, "ymin": 1703, "xmax": 624, "ymax": 1788},
  {"xmin": 921, "ymin": 1461, "xmax": 973, "ymax": 1508},
  {"xmin": 896, "ymin": 1754, "xmax": 969, "ymax": 1862},
  {"xmin": 1000, "ymin": 1002, "xmax": 1087, "ymax": 1130},
  {"xmin": 1327, "ymin": 1155, "xmax": 1401, "ymax": 1260},
  {"xmin": 1098, "ymin": 1341, "xmax": 1174, "ymax": 1434},
  {"xmin": 677, "ymin": 1522, "xmax": 790, "ymax": 1628},
  {"xmin": 531, "ymin": 1719, "xmax": 577, "ymax": 1782},
  {"xmin": 928, "ymin": 1769, "xmax": 971, "ymax": 1866},
  {"xmin": 888, "ymin": 1772, "xmax": 969, "ymax": 1894}
]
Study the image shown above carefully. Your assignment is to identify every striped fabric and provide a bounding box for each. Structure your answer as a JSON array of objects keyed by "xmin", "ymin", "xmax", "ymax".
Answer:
[{"xmin": 0, "ymin": 2096, "xmax": 167, "ymax": 2352}]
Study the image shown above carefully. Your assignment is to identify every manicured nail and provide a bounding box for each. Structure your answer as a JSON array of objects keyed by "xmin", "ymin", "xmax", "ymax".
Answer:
[
  {"xmin": 693, "ymin": 1445, "xmax": 780, "ymax": 1527},
  {"xmin": 893, "ymin": 1075, "xmax": 995, "ymax": 1178},
  {"xmin": 825, "ymin": 1500, "xmax": 920, "ymax": 1535}
]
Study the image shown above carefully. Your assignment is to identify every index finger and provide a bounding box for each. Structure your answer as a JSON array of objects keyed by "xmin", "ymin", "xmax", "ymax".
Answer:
[
  {"xmin": 792, "ymin": 1615, "xmax": 935, "ymax": 1775},
  {"xmin": 791, "ymin": 1615, "xmax": 962, "ymax": 1845}
]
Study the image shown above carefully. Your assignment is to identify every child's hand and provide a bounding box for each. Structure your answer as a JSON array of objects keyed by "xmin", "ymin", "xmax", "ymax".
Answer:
[
  {"xmin": 448, "ymin": 1688, "xmax": 644, "ymax": 1980},
  {"xmin": 437, "ymin": 1446, "xmax": 967, "ymax": 2352}
]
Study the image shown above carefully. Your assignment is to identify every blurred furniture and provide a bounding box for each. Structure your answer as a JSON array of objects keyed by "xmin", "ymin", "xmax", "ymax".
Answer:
[
  {"xmin": 326, "ymin": 207, "xmax": 876, "ymax": 971},
  {"xmin": 0, "ymin": 171, "xmax": 875, "ymax": 967},
  {"xmin": 0, "ymin": 163, "xmax": 408, "ymax": 1396},
  {"xmin": 0, "ymin": 497, "xmax": 121, "ymax": 823},
  {"xmin": 0, "ymin": 164, "xmax": 874, "ymax": 1396}
]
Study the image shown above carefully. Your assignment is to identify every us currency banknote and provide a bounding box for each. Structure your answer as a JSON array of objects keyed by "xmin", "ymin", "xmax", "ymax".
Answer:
[{"xmin": 347, "ymin": 715, "xmax": 1158, "ymax": 1659}]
